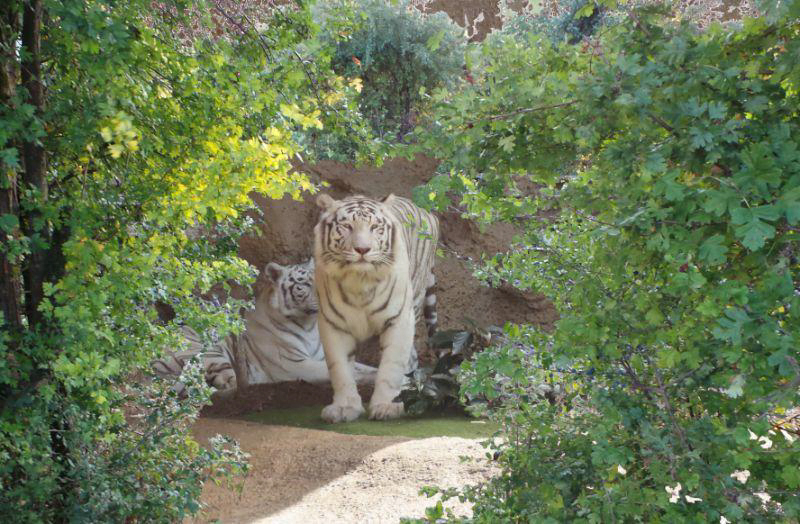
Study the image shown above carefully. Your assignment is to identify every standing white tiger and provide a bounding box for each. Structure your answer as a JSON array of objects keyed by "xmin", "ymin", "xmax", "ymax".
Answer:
[{"xmin": 314, "ymin": 193, "xmax": 439, "ymax": 422}]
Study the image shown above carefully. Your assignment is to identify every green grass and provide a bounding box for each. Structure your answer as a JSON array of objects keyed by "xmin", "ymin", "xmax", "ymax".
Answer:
[{"xmin": 242, "ymin": 405, "xmax": 499, "ymax": 439}]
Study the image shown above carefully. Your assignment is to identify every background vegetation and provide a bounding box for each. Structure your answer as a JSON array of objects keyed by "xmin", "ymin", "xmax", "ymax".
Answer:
[{"xmin": 312, "ymin": 0, "xmax": 464, "ymax": 156}]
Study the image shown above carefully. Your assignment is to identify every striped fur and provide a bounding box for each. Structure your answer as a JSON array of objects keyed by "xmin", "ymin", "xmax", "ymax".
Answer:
[
  {"xmin": 152, "ymin": 259, "xmax": 376, "ymax": 393},
  {"xmin": 314, "ymin": 193, "xmax": 439, "ymax": 422}
]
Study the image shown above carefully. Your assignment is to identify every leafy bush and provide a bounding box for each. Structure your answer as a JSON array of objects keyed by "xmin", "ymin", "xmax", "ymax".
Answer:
[
  {"xmin": 66, "ymin": 364, "xmax": 248, "ymax": 521},
  {"xmin": 499, "ymin": 0, "xmax": 614, "ymax": 44},
  {"xmin": 412, "ymin": 2, "xmax": 800, "ymax": 522},
  {"xmin": 0, "ymin": 0, "xmax": 359, "ymax": 520},
  {"xmin": 317, "ymin": 0, "xmax": 465, "ymax": 144},
  {"xmin": 399, "ymin": 321, "xmax": 502, "ymax": 416}
]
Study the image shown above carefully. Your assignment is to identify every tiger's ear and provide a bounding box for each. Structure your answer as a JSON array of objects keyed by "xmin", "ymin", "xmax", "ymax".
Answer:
[
  {"xmin": 316, "ymin": 193, "xmax": 337, "ymax": 211},
  {"xmin": 381, "ymin": 193, "xmax": 396, "ymax": 205},
  {"xmin": 265, "ymin": 262, "xmax": 285, "ymax": 282},
  {"xmin": 306, "ymin": 257, "xmax": 315, "ymax": 269}
]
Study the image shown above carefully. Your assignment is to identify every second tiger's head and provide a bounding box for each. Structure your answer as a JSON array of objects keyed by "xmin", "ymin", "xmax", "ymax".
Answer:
[{"xmin": 263, "ymin": 259, "xmax": 318, "ymax": 317}]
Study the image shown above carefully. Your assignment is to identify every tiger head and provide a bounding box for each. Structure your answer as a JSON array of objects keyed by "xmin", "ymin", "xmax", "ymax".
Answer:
[
  {"xmin": 263, "ymin": 259, "xmax": 318, "ymax": 318},
  {"xmin": 315, "ymin": 194, "xmax": 396, "ymax": 269}
]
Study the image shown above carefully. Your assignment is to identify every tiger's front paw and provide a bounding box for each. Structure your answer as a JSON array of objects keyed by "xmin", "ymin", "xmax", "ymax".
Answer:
[
  {"xmin": 321, "ymin": 402, "xmax": 365, "ymax": 423},
  {"xmin": 369, "ymin": 401, "xmax": 405, "ymax": 420}
]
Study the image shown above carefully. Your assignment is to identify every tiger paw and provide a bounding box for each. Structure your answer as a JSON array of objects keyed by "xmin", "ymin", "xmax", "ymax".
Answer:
[
  {"xmin": 321, "ymin": 402, "xmax": 365, "ymax": 423},
  {"xmin": 368, "ymin": 401, "xmax": 405, "ymax": 420}
]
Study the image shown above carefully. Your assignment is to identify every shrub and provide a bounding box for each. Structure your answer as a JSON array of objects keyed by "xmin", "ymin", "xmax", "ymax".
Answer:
[
  {"xmin": 499, "ymin": 0, "xmax": 614, "ymax": 44},
  {"xmin": 318, "ymin": 0, "xmax": 465, "ymax": 144},
  {"xmin": 0, "ymin": 0, "xmax": 358, "ymax": 520},
  {"xmin": 413, "ymin": 2, "xmax": 800, "ymax": 521}
]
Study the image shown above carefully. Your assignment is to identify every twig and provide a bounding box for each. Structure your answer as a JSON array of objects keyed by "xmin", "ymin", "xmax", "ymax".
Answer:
[
  {"xmin": 648, "ymin": 112, "xmax": 675, "ymax": 134},
  {"xmin": 482, "ymin": 100, "xmax": 578, "ymax": 122}
]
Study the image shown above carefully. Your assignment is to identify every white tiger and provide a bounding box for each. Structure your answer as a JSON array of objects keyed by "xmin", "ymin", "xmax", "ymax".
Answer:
[
  {"xmin": 152, "ymin": 259, "xmax": 376, "ymax": 392},
  {"xmin": 314, "ymin": 193, "xmax": 439, "ymax": 422}
]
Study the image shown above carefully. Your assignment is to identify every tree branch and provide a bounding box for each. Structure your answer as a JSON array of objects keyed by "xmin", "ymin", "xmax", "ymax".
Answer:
[{"xmin": 481, "ymin": 100, "xmax": 578, "ymax": 122}]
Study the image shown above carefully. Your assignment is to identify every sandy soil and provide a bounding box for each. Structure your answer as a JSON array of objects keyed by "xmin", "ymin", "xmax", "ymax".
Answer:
[{"xmin": 190, "ymin": 418, "xmax": 496, "ymax": 524}]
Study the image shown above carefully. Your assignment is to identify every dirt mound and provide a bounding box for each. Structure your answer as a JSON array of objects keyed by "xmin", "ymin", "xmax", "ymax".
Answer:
[{"xmin": 189, "ymin": 419, "xmax": 495, "ymax": 524}]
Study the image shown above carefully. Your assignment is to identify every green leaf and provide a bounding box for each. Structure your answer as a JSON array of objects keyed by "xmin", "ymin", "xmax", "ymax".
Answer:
[
  {"xmin": 712, "ymin": 308, "xmax": 749, "ymax": 345},
  {"xmin": 426, "ymin": 29, "xmax": 445, "ymax": 51},
  {"xmin": 707, "ymin": 101, "xmax": 727, "ymax": 119},
  {"xmin": 723, "ymin": 374, "xmax": 745, "ymax": 398},
  {"xmin": 574, "ymin": 3, "xmax": 595, "ymax": 18},
  {"xmin": 0, "ymin": 148, "xmax": 19, "ymax": 169},
  {"xmin": 0, "ymin": 213, "xmax": 19, "ymax": 233},
  {"xmin": 744, "ymin": 95, "xmax": 768, "ymax": 114},
  {"xmin": 782, "ymin": 465, "xmax": 800, "ymax": 488},
  {"xmin": 704, "ymin": 189, "xmax": 739, "ymax": 216},
  {"xmin": 499, "ymin": 135, "xmax": 515, "ymax": 153},
  {"xmin": 643, "ymin": 153, "xmax": 666, "ymax": 175},
  {"xmin": 735, "ymin": 217, "xmax": 775, "ymax": 251},
  {"xmin": 778, "ymin": 186, "xmax": 800, "ymax": 224},
  {"xmin": 689, "ymin": 126, "xmax": 714, "ymax": 150},
  {"xmin": 698, "ymin": 234, "xmax": 727, "ymax": 265},
  {"xmin": 645, "ymin": 307, "xmax": 664, "ymax": 325},
  {"xmin": 752, "ymin": 204, "xmax": 780, "ymax": 221}
]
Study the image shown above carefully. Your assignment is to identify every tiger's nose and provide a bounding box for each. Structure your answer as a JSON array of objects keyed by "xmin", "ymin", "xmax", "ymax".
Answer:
[{"xmin": 354, "ymin": 246, "xmax": 370, "ymax": 255}]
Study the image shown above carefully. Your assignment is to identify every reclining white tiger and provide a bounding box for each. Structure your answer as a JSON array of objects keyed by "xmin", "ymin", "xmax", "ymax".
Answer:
[
  {"xmin": 314, "ymin": 193, "xmax": 439, "ymax": 422},
  {"xmin": 152, "ymin": 259, "xmax": 376, "ymax": 392}
]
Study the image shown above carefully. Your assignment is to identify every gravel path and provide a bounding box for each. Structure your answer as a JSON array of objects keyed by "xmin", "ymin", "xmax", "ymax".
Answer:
[{"xmin": 189, "ymin": 418, "xmax": 496, "ymax": 524}]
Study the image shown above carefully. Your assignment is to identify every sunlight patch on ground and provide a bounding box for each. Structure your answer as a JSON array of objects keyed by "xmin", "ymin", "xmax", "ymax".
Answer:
[{"xmin": 249, "ymin": 436, "xmax": 495, "ymax": 524}]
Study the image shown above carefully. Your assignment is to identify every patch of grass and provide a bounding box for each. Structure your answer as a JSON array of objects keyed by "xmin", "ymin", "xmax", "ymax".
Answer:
[{"xmin": 242, "ymin": 406, "xmax": 499, "ymax": 439}]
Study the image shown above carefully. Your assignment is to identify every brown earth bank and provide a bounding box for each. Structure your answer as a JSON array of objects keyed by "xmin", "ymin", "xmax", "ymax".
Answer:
[{"xmin": 236, "ymin": 154, "xmax": 557, "ymax": 366}]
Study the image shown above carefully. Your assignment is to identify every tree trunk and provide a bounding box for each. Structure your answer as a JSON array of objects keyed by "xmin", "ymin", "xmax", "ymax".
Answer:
[
  {"xmin": 230, "ymin": 334, "xmax": 250, "ymax": 397},
  {"xmin": 20, "ymin": 0, "xmax": 47, "ymax": 328},
  {"xmin": 0, "ymin": 179, "xmax": 23, "ymax": 332},
  {"xmin": 0, "ymin": 1, "xmax": 23, "ymax": 333}
]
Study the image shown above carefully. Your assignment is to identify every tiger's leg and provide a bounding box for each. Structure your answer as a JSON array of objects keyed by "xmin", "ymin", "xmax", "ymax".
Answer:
[
  {"xmin": 369, "ymin": 308, "xmax": 415, "ymax": 420},
  {"xmin": 319, "ymin": 318, "xmax": 364, "ymax": 423}
]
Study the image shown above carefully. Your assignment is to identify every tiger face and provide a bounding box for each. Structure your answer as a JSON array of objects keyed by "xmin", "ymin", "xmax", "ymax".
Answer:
[
  {"xmin": 264, "ymin": 259, "xmax": 318, "ymax": 317},
  {"xmin": 316, "ymin": 194, "xmax": 394, "ymax": 268}
]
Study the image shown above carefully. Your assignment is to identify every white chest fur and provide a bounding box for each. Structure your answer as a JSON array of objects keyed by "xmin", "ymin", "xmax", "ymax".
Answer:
[{"xmin": 319, "ymin": 263, "xmax": 409, "ymax": 342}]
